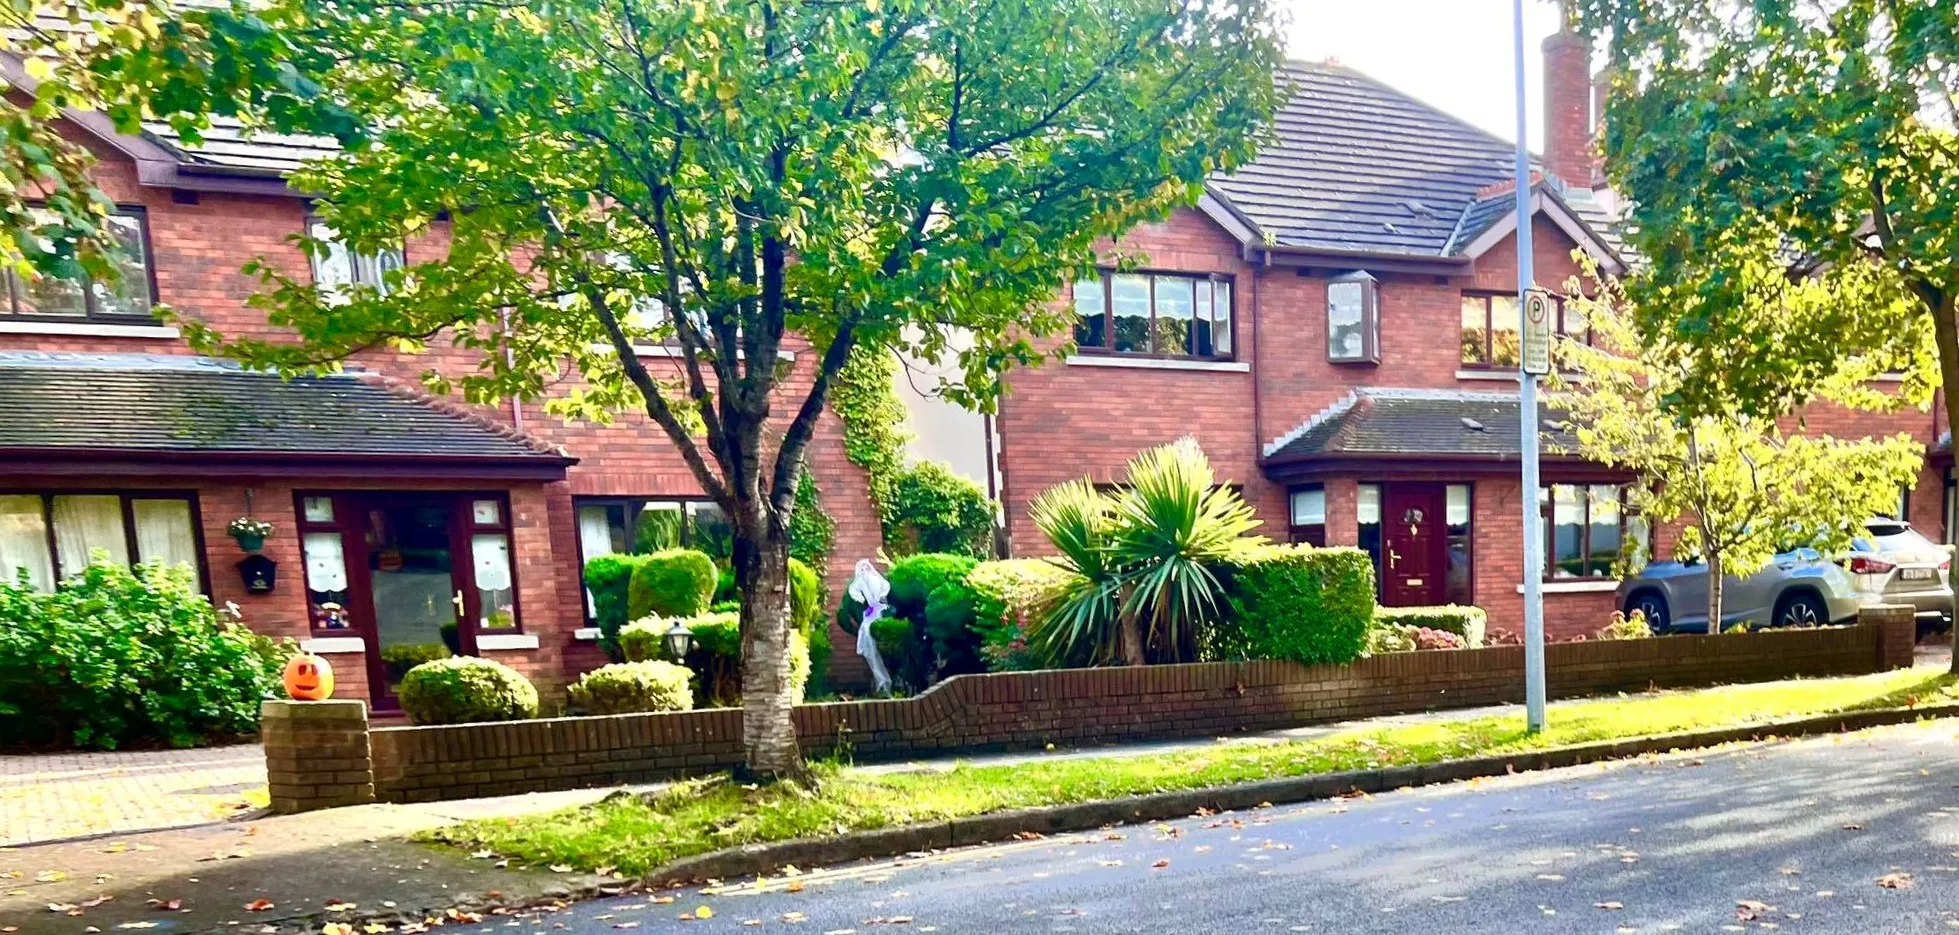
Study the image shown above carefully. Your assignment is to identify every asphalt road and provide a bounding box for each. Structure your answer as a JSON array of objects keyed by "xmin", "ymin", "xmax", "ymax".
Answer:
[{"xmin": 555, "ymin": 720, "xmax": 1959, "ymax": 934}]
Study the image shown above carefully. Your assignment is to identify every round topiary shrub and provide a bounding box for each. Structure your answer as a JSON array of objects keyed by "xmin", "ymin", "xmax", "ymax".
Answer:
[
  {"xmin": 396, "ymin": 656, "xmax": 540, "ymax": 725},
  {"xmin": 568, "ymin": 661, "xmax": 695, "ymax": 715},
  {"xmin": 626, "ymin": 548, "xmax": 718, "ymax": 621}
]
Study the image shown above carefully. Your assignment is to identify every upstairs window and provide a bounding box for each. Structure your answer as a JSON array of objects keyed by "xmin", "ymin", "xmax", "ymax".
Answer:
[
  {"xmin": 1326, "ymin": 272, "xmax": 1380, "ymax": 364},
  {"xmin": 0, "ymin": 207, "xmax": 155, "ymax": 321},
  {"xmin": 309, "ymin": 217, "xmax": 404, "ymax": 294},
  {"xmin": 1073, "ymin": 271, "xmax": 1232, "ymax": 359},
  {"xmin": 1461, "ymin": 292, "xmax": 1588, "ymax": 367}
]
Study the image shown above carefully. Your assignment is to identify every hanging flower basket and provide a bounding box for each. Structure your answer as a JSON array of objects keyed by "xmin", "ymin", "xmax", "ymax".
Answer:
[{"xmin": 227, "ymin": 517, "xmax": 275, "ymax": 553}]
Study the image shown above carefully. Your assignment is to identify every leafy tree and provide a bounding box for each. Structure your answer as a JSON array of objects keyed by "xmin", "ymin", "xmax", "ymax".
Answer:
[
  {"xmin": 186, "ymin": 0, "xmax": 1282, "ymax": 777},
  {"xmin": 1550, "ymin": 275, "xmax": 1922, "ymax": 632},
  {"xmin": 0, "ymin": 0, "xmax": 346, "ymax": 306}
]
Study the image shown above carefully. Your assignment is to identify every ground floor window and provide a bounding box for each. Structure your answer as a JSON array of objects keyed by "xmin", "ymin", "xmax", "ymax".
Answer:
[
  {"xmin": 1541, "ymin": 483, "xmax": 1631, "ymax": 579},
  {"xmin": 574, "ymin": 496, "xmax": 732, "ymax": 617},
  {"xmin": 1288, "ymin": 485, "xmax": 1326, "ymax": 546},
  {"xmin": 1443, "ymin": 484, "xmax": 1472, "ymax": 605},
  {"xmin": 0, "ymin": 491, "xmax": 202, "ymax": 592}
]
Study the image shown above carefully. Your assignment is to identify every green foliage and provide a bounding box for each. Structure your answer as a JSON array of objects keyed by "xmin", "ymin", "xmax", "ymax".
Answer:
[
  {"xmin": 869, "ymin": 616, "xmax": 932, "ymax": 691},
  {"xmin": 633, "ymin": 508, "xmax": 685, "ymax": 553},
  {"xmin": 1598, "ymin": 610, "xmax": 1653, "ymax": 641},
  {"xmin": 1573, "ymin": 0, "xmax": 1957, "ymax": 424},
  {"xmin": 1373, "ymin": 605, "xmax": 1486, "ymax": 649},
  {"xmin": 0, "ymin": 561, "xmax": 290, "ymax": 750},
  {"xmin": 1365, "ymin": 624, "xmax": 1464, "ymax": 654},
  {"xmin": 888, "ymin": 462, "xmax": 995, "ymax": 558},
  {"xmin": 832, "ymin": 348, "xmax": 913, "ymax": 523},
  {"xmin": 788, "ymin": 467, "xmax": 835, "ymax": 571},
  {"xmin": 583, "ymin": 555, "xmax": 641, "ymax": 660},
  {"xmin": 624, "ymin": 611, "xmax": 809, "ymax": 708},
  {"xmin": 788, "ymin": 558, "xmax": 823, "ymax": 634},
  {"xmin": 626, "ymin": 549, "xmax": 718, "ymax": 622},
  {"xmin": 966, "ymin": 559, "xmax": 1081, "ymax": 672},
  {"xmin": 568, "ymin": 661, "xmax": 695, "ymax": 715},
  {"xmin": 884, "ymin": 553, "xmax": 981, "ymax": 679},
  {"xmin": 887, "ymin": 554, "xmax": 979, "ymax": 623},
  {"xmin": 714, "ymin": 568, "xmax": 738, "ymax": 605},
  {"xmin": 396, "ymin": 656, "xmax": 540, "ymax": 726},
  {"xmin": 1552, "ymin": 284, "xmax": 1924, "ymax": 632},
  {"xmin": 1213, "ymin": 546, "xmax": 1375, "ymax": 666},
  {"xmin": 1032, "ymin": 438, "xmax": 1265, "ymax": 666}
]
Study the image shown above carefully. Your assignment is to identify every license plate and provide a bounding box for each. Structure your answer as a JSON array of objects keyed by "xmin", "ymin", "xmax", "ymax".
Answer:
[{"xmin": 1901, "ymin": 567, "xmax": 1937, "ymax": 581}]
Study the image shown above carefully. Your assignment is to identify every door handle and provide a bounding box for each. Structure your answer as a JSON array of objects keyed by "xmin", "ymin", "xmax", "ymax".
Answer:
[
  {"xmin": 1388, "ymin": 548, "xmax": 1402, "ymax": 569},
  {"xmin": 451, "ymin": 589, "xmax": 465, "ymax": 618}
]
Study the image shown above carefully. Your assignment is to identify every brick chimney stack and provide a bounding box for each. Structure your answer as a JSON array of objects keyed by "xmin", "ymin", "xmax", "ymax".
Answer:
[{"xmin": 1541, "ymin": 17, "xmax": 1596, "ymax": 190}]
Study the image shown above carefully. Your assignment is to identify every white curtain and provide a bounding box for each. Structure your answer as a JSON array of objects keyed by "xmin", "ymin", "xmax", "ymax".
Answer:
[
  {"xmin": 471, "ymin": 533, "xmax": 513, "ymax": 591},
  {"xmin": 132, "ymin": 499, "xmax": 198, "ymax": 571},
  {"xmin": 52, "ymin": 495, "xmax": 128, "ymax": 576},
  {"xmin": 0, "ymin": 496, "xmax": 53, "ymax": 592},
  {"xmin": 577, "ymin": 505, "xmax": 616, "ymax": 559},
  {"xmin": 302, "ymin": 532, "xmax": 348, "ymax": 592}
]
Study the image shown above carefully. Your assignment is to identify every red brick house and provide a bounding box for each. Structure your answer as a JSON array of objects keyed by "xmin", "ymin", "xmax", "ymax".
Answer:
[
  {"xmin": 0, "ymin": 25, "xmax": 1945, "ymax": 712},
  {"xmin": 991, "ymin": 35, "xmax": 1950, "ymax": 640}
]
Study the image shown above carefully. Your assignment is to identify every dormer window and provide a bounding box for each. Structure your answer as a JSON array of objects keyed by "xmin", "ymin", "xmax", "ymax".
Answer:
[{"xmin": 1326, "ymin": 271, "xmax": 1379, "ymax": 364}]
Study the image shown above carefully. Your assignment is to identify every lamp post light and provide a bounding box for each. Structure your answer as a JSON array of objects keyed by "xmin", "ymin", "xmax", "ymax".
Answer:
[{"xmin": 663, "ymin": 619, "xmax": 695, "ymax": 660}]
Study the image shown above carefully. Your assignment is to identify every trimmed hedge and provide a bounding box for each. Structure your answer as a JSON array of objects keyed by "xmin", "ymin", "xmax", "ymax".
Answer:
[
  {"xmin": 1374, "ymin": 605, "xmax": 1487, "ymax": 648},
  {"xmin": 1216, "ymin": 545, "xmax": 1376, "ymax": 665},
  {"xmin": 887, "ymin": 461, "xmax": 995, "ymax": 558},
  {"xmin": 396, "ymin": 656, "xmax": 539, "ymax": 725},
  {"xmin": 568, "ymin": 661, "xmax": 694, "ymax": 715},
  {"xmin": 620, "ymin": 611, "xmax": 809, "ymax": 708},
  {"xmin": 627, "ymin": 549, "xmax": 718, "ymax": 622},
  {"xmin": 966, "ymin": 558, "xmax": 1079, "ymax": 672},
  {"xmin": 582, "ymin": 555, "xmax": 640, "ymax": 658}
]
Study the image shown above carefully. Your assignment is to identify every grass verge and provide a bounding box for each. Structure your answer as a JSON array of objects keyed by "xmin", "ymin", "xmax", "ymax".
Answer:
[{"xmin": 420, "ymin": 667, "xmax": 1957, "ymax": 875}]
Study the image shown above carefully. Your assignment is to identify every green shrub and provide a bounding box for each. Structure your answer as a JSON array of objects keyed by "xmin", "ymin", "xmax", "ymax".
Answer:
[
  {"xmin": 583, "ymin": 554, "xmax": 643, "ymax": 660},
  {"xmin": 625, "ymin": 611, "xmax": 810, "ymax": 708},
  {"xmin": 1364, "ymin": 624, "xmax": 1418, "ymax": 655},
  {"xmin": 1216, "ymin": 545, "xmax": 1375, "ymax": 665},
  {"xmin": 869, "ymin": 615, "xmax": 931, "ymax": 690},
  {"xmin": 708, "ymin": 599, "xmax": 742, "ymax": 614},
  {"xmin": 887, "ymin": 553, "xmax": 979, "ymax": 621},
  {"xmin": 1598, "ymin": 609, "xmax": 1654, "ymax": 640},
  {"xmin": 713, "ymin": 567, "xmax": 738, "ymax": 605},
  {"xmin": 888, "ymin": 461, "xmax": 995, "ymax": 558},
  {"xmin": 1373, "ymin": 605, "xmax": 1487, "ymax": 648},
  {"xmin": 568, "ymin": 661, "xmax": 694, "ymax": 715},
  {"xmin": 788, "ymin": 558, "xmax": 822, "ymax": 633},
  {"xmin": 396, "ymin": 656, "xmax": 539, "ymax": 725},
  {"xmin": 0, "ymin": 561, "xmax": 290, "ymax": 750},
  {"xmin": 626, "ymin": 549, "xmax": 717, "ymax": 621},
  {"xmin": 884, "ymin": 554, "xmax": 981, "ymax": 679},
  {"xmin": 966, "ymin": 559, "xmax": 1080, "ymax": 672},
  {"xmin": 788, "ymin": 466, "xmax": 835, "ymax": 570},
  {"xmin": 836, "ymin": 593, "xmax": 869, "ymax": 636}
]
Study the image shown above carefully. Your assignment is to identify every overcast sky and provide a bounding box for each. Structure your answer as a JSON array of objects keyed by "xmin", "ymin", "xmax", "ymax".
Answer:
[{"xmin": 1280, "ymin": 0, "xmax": 1570, "ymax": 150}]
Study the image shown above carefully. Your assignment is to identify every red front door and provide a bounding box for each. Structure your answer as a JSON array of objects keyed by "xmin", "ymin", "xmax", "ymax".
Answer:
[{"xmin": 1381, "ymin": 484, "xmax": 1446, "ymax": 606}]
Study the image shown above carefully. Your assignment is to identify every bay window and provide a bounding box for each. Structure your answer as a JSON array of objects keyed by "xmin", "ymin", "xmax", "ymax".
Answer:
[
  {"xmin": 1288, "ymin": 485, "xmax": 1326, "ymax": 546},
  {"xmin": 1540, "ymin": 483, "xmax": 1632, "ymax": 579},
  {"xmin": 0, "ymin": 207, "xmax": 155, "ymax": 321},
  {"xmin": 1327, "ymin": 272, "xmax": 1380, "ymax": 363},
  {"xmin": 1072, "ymin": 271, "xmax": 1233, "ymax": 359},
  {"xmin": 0, "ymin": 492, "xmax": 203, "ymax": 592}
]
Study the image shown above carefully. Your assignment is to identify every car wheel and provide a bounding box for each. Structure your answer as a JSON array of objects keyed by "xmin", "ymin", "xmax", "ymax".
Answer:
[
  {"xmin": 1774, "ymin": 592, "xmax": 1826, "ymax": 629},
  {"xmin": 1626, "ymin": 591, "xmax": 1668, "ymax": 634}
]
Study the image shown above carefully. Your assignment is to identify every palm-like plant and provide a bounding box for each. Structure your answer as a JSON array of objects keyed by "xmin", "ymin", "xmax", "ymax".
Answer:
[{"xmin": 1030, "ymin": 438, "xmax": 1265, "ymax": 666}]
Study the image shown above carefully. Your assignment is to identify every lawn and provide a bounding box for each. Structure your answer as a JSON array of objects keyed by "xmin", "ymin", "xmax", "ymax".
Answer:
[{"xmin": 421, "ymin": 667, "xmax": 1957, "ymax": 876}]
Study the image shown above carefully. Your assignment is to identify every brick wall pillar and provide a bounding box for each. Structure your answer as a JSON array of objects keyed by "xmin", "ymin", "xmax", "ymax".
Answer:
[
  {"xmin": 261, "ymin": 699, "xmax": 375, "ymax": 814},
  {"xmin": 1857, "ymin": 604, "xmax": 1916, "ymax": 671}
]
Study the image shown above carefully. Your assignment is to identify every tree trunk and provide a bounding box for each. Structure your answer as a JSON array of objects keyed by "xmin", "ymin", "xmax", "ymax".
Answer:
[
  {"xmin": 1706, "ymin": 548, "xmax": 1724, "ymax": 636},
  {"xmin": 733, "ymin": 520, "xmax": 803, "ymax": 781},
  {"xmin": 1118, "ymin": 613, "xmax": 1147, "ymax": 666},
  {"xmin": 1929, "ymin": 292, "xmax": 1959, "ymax": 675}
]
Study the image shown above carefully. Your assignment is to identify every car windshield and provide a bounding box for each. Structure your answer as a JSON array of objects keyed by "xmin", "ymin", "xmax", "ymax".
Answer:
[{"xmin": 1855, "ymin": 520, "xmax": 1937, "ymax": 554}]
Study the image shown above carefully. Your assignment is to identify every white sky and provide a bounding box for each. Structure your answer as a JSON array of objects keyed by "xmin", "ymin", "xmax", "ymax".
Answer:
[{"xmin": 1281, "ymin": 0, "xmax": 1570, "ymax": 150}]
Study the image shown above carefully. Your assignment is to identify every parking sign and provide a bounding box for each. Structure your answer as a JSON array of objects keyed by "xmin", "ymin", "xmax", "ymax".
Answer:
[{"xmin": 1521, "ymin": 288, "xmax": 1553, "ymax": 375}]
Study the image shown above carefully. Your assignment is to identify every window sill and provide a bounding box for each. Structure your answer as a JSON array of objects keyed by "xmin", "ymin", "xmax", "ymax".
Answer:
[
  {"xmin": 1064, "ymin": 355, "xmax": 1249, "ymax": 373},
  {"xmin": 1514, "ymin": 580, "xmax": 1620, "ymax": 594},
  {"xmin": 475, "ymin": 632, "xmax": 540, "ymax": 651},
  {"xmin": 573, "ymin": 627, "xmax": 601, "ymax": 641},
  {"xmin": 300, "ymin": 635, "xmax": 366, "ymax": 654},
  {"xmin": 1456, "ymin": 368, "xmax": 1517, "ymax": 382},
  {"xmin": 0, "ymin": 320, "xmax": 179, "ymax": 338}
]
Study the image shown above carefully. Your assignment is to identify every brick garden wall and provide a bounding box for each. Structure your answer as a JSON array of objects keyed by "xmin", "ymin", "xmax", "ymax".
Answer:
[{"xmin": 319, "ymin": 609, "xmax": 1914, "ymax": 807}]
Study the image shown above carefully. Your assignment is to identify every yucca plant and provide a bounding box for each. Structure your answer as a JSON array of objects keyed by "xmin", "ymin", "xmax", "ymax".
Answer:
[
  {"xmin": 1030, "ymin": 438, "xmax": 1265, "ymax": 666},
  {"xmin": 1027, "ymin": 478, "xmax": 1124, "ymax": 666}
]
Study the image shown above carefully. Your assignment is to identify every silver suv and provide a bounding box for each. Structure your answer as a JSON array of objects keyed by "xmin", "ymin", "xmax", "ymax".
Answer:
[{"xmin": 1615, "ymin": 519, "xmax": 1952, "ymax": 634}]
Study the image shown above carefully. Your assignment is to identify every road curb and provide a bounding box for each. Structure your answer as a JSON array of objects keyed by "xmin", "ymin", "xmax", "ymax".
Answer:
[{"xmin": 646, "ymin": 701, "xmax": 1959, "ymax": 886}]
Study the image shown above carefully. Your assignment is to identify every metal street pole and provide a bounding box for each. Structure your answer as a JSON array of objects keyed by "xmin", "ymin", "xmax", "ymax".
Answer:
[{"xmin": 1513, "ymin": 0, "xmax": 1547, "ymax": 733}]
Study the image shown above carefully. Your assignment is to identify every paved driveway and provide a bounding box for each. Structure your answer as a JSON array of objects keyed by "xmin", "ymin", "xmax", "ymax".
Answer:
[{"xmin": 0, "ymin": 744, "xmax": 265, "ymax": 846}]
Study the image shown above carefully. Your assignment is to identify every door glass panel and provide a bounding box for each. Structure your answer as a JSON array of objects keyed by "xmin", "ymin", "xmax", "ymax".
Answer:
[
  {"xmin": 365, "ymin": 502, "xmax": 457, "ymax": 697},
  {"xmin": 472, "ymin": 533, "xmax": 517, "ymax": 629},
  {"xmin": 471, "ymin": 499, "xmax": 502, "ymax": 525},
  {"xmin": 302, "ymin": 531, "xmax": 353, "ymax": 630},
  {"xmin": 52, "ymin": 494, "xmax": 127, "ymax": 576},
  {"xmin": 303, "ymin": 496, "xmax": 335, "ymax": 523}
]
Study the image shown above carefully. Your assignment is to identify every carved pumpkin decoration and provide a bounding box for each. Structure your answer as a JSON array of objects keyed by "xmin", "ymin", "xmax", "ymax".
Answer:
[{"xmin": 283, "ymin": 653, "xmax": 335, "ymax": 701}]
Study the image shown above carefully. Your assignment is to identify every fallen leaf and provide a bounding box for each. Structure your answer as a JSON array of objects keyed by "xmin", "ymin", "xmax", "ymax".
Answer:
[
  {"xmin": 1151, "ymin": 859, "xmax": 1171, "ymax": 869},
  {"xmin": 550, "ymin": 864, "xmax": 574, "ymax": 873},
  {"xmin": 1843, "ymin": 824, "xmax": 1866, "ymax": 832},
  {"xmin": 145, "ymin": 899, "xmax": 182, "ymax": 912},
  {"xmin": 244, "ymin": 899, "xmax": 275, "ymax": 912},
  {"xmin": 696, "ymin": 906, "xmax": 714, "ymax": 919},
  {"xmin": 323, "ymin": 924, "xmax": 355, "ymax": 935},
  {"xmin": 1877, "ymin": 873, "xmax": 1914, "ymax": 889},
  {"xmin": 1596, "ymin": 901, "xmax": 1624, "ymax": 910},
  {"xmin": 325, "ymin": 901, "xmax": 358, "ymax": 912}
]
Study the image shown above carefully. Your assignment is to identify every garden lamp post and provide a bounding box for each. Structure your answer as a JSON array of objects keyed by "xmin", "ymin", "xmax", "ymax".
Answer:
[{"xmin": 664, "ymin": 620, "xmax": 694, "ymax": 660}]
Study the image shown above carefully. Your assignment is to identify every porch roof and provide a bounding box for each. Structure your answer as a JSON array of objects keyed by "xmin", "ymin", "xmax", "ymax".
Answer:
[
  {"xmin": 1263, "ymin": 388, "xmax": 1581, "ymax": 465},
  {"xmin": 0, "ymin": 352, "xmax": 575, "ymax": 479}
]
